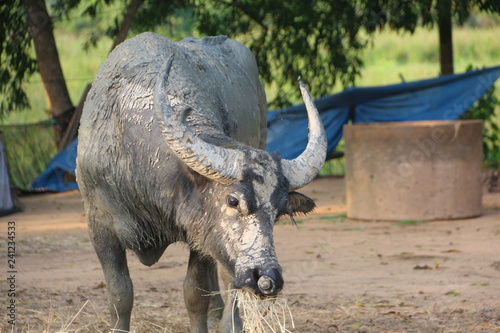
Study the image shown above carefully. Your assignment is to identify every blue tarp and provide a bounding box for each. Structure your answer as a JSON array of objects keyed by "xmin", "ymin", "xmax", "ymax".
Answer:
[
  {"xmin": 31, "ymin": 139, "xmax": 78, "ymax": 192},
  {"xmin": 267, "ymin": 65, "xmax": 500, "ymax": 159},
  {"xmin": 31, "ymin": 66, "xmax": 500, "ymax": 192}
]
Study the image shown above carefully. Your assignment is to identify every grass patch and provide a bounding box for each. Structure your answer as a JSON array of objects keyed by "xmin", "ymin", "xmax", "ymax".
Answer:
[
  {"xmin": 359, "ymin": 26, "xmax": 500, "ymax": 86},
  {"xmin": 395, "ymin": 220, "xmax": 427, "ymax": 226},
  {"xmin": 0, "ymin": 121, "xmax": 57, "ymax": 189},
  {"xmin": 445, "ymin": 290, "xmax": 461, "ymax": 297},
  {"xmin": 319, "ymin": 156, "xmax": 345, "ymax": 176},
  {"xmin": 342, "ymin": 227, "xmax": 364, "ymax": 231},
  {"xmin": 319, "ymin": 213, "xmax": 347, "ymax": 223}
]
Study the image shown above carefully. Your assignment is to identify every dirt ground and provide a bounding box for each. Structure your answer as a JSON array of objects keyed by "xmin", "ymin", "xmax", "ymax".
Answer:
[{"xmin": 1, "ymin": 176, "xmax": 499, "ymax": 333}]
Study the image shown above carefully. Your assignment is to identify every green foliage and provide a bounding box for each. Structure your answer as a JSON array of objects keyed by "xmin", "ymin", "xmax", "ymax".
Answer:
[
  {"xmin": 319, "ymin": 158, "xmax": 346, "ymax": 177},
  {"xmin": 132, "ymin": 0, "xmax": 191, "ymax": 38},
  {"xmin": 360, "ymin": 26, "xmax": 500, "ymax": 85},
  {"xmin": 192, "ymin": 0, "xmax": 371, "ymax": 108},
  {"xmin": 367, "ymin": 0, "xmax": 500, "ymax": 31},
  {"xmin": 189, "ymin": 0, "xmax": 500, "ymax": 109},
  {"xmin": 0, "ymin": 121, "xmax": 57, "ymax": 189},
  {"xmin": 51, "ymin": 0, "xmax": 191, "ymax": 50},
  {"xmin": 0, "ymin": 0, "xmax": 37, "ymax": 118},
  {"xmin": 460, "ymin": 65, "xmax": 500, "ymax": 168},
  {"xmin": 3, "ymin": 0, "xmax": 500, "ymax": 117},
  {"xmin": 52, "ymin": 0, "xmax": 123, "ymax": 50}
]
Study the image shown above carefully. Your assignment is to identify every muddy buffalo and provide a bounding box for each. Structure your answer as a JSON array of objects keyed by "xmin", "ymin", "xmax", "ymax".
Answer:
[{"xmin": 76, "ymin": 32, "xmax": 326, "ymax": 332}]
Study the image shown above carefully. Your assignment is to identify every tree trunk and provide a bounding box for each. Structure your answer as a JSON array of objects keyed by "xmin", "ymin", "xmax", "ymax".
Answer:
[
  {"xmin": 22, "ymin": 0, "xmax": 74, "ymax": 146},
  {"xmin": 109, "ymin": 0, "xmax": 145, "ymax": 52},
  {"xmin": 438, "ymin": 0, "xmax": 454, "ymax": 75}
]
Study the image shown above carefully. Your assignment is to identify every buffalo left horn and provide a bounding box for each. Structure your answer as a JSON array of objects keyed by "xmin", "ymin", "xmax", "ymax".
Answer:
[{"xmin": 281, "ymin": 78, "xmax": 327, "ymax": 190}]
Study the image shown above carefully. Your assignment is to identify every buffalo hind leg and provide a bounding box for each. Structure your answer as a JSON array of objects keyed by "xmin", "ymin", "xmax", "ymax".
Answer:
[
  {"xmin": 89, "ymin": 224, "xmax": 133, "ymax": 332},
  {"xmin": 184, "ymin": 250, "xmax": 222, "ymax": 333}
]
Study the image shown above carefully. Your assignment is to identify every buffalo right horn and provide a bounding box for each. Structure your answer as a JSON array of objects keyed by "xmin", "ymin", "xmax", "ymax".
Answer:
[{"xmin": 153, "ymin": 57, "xmax": 245, "ymax": 184}]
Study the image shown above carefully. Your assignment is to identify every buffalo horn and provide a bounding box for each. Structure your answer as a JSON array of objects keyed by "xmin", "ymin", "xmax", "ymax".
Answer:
[
  {"xmin": 281, "ymin": 78, "xmax": 327, "ymax": 190},
  {"xmin": 153, "ymin": 57, "xmax": 244, "ymax": 184}
]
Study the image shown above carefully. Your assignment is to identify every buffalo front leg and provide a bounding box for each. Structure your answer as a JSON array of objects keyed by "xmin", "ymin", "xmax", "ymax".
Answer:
[
  {"xmin": 220, "ymin": 267, "xmax": 242, "ymax": 333},
  {"xmin": 184, "ymin": 250, "xmax": 221, "ymax": 333},
  {"xmin": 89, "ymin": 224, "xmax": 133, "ymax": 332}
]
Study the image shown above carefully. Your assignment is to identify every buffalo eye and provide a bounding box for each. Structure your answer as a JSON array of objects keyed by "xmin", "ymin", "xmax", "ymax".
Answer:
[{"xmin": 227, "ymin": 195, "xmax": 239, "ymax": 208}]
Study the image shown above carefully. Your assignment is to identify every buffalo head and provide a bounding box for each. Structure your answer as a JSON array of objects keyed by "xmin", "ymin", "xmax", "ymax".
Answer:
[{"xmin": 154, "ymin": 56, "xmax": 327, "ymax": 296}]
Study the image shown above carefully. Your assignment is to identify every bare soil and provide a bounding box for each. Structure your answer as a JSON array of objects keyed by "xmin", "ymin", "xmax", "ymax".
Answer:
[{"xmin": 1, "ymin": 176, "xmax": 499, "ymax": 333}]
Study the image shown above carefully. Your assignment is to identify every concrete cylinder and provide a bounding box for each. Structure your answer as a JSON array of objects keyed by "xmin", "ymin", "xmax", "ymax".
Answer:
[{"xmin": 344, "ymin": 120, "xmax": 483, "ymax": 221}]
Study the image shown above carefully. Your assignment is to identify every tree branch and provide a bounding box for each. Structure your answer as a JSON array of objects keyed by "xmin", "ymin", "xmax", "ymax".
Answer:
[
  {"xmin": 109, "ymin": 0, "xmax": 145, "ymax": 52},
  {"xmin": 214, "ymin": 0, "xmax": 268, "ymax": 31}
]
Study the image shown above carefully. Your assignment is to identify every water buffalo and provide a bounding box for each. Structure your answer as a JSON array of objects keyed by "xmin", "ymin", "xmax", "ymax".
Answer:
[{"xmin": 76, "ymin": 32, "xmax": 326, "ymax": 332}]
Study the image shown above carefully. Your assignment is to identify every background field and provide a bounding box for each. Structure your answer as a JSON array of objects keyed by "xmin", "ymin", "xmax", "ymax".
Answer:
[
  {"xmin": 1, "ymin": 15, "xmax": 499, "ymax": 182},
  {"xmin": 1, "ymin": 18, "xmax": 499, "ymax": 125}
]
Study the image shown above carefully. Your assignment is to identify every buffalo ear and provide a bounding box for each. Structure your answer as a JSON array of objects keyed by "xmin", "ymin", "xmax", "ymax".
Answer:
[{"xmin": 288, "ymin": 191, "xmax": 316, "ymax": 215}]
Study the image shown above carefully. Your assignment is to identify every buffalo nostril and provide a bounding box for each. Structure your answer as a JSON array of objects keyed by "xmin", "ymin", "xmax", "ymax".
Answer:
[
  {"xmin": 257, "ymin": 275, "xmax": 276, "ymax": 295},
  {"xmin": 234, "ymin": 267, "xmax": 283, "ymax": 296}
]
